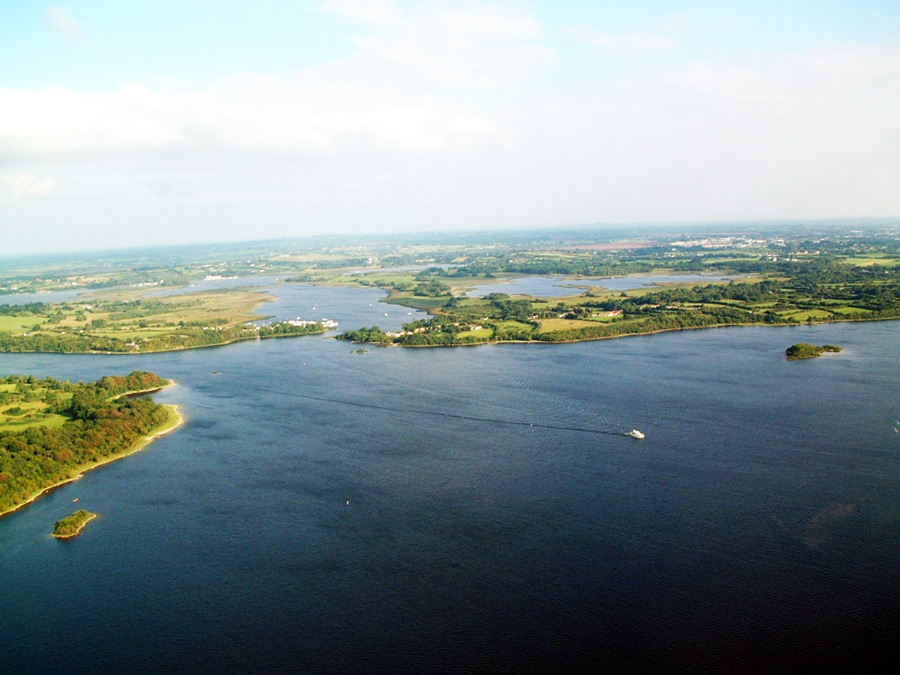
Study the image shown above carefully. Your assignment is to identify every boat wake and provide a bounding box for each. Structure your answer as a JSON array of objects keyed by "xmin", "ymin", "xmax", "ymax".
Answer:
[{"xmin": 264, "ymin": 387, "xmax": 641, "ymax": 438}]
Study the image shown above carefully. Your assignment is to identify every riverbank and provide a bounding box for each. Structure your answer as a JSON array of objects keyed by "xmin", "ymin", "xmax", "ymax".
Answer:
[
  {"xmin": 1, "ymin": 325, "xmax": 329, "ymax": 356},
  {"xmin": 345, "ymin": 314, "xmax": 900, "ymax": 349},
  {"xmin": 0, "ymin": 401, "xmax": 185, "ymax": 520}
]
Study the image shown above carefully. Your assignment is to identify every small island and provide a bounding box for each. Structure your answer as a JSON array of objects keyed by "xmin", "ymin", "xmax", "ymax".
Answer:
[
  {"xmin": 52, "ymin": 509, "xmax": 97, "ymax": 539},
  {"xmin": 786, "ymin": 343, "xmax": 843, "ymax": 360}
]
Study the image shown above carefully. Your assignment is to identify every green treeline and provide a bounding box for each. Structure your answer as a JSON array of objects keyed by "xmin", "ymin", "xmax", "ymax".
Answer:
[
  {"xmin": 0, "ymin": 372, "xmax": 171, "ymax": 514},
  {"xmin": 0, "ymin": 320, "xmax": 325, "ymax": 354},
  {"xmin": 257, "ymin": 321, "xmax": 325, "ymax": 338}
]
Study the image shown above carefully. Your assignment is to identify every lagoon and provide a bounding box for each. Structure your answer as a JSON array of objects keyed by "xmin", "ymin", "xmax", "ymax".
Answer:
[{"xmin": 1, "ymin": 282, "xmax": 899, "ymax": 673}]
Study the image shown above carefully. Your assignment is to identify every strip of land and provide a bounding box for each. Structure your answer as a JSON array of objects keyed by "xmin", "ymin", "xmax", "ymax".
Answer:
[{"xmin": 0, "ymin": 287, "xmax": 329, "ymax": 354}]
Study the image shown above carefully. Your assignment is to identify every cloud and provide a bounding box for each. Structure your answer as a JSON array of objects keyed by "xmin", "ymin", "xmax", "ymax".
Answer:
[
  {"xmin": 3, "ymin": 3, "xmax": 899, "ymax": 244},
  {"xmin": 567, "ymin": 27, "xmax": 676, "ymax": 54},
  {"xmin": 320, "ymin": 0, "xmax": 553, "ymax": 89},
  {"xmin": 323, "ymin": 0, "xmax": 540, "ymax": 37},
  {"xmin": 0, "ymin": 171, "xmax": 58, "ymax": 201},
  {"xmin": 44, "ymin": 5, "xmax": 84, "ymax": 42},
  {"xmin": 499, "ymin": 39, "xmax": 900, "ymax": 221},
  {"xmin": 1, "ymin": 2, "xmax": 553, "ymax": 160},
  {"xmin": 320, "ymin": 0, "xmax": 403, "ymax": 26},
  {"xmin": 0, "ymin": 76, "xmax": 499, "ymax": 159}
]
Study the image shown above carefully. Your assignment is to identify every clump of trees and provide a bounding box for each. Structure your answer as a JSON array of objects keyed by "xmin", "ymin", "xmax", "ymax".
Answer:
[
  {"xmin": 52, "ymin": 509, "xmax": 96, "ymax": 538},
  {"xmin": 785, "ymin": 343, "xmax": 843, "ymax": 360}
]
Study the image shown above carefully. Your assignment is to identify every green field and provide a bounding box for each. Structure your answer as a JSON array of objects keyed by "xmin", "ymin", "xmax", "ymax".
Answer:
[
  {"xmin": 0, "ymin": 288, "xmax": 310, "ymax": 353},
  {"xmin": 0, "ymin": 384, "xmax": 73, "ymax": 432}
]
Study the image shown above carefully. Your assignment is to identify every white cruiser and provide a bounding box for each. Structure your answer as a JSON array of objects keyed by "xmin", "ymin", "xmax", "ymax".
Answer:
[{"xmin": 628, "ymin": 429, "xmax": 645, "ymax": 439}]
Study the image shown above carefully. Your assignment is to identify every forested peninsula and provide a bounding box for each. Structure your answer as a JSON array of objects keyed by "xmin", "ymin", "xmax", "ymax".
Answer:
[{"xmin": 0, "ymin": 371, "xmax": 181, "ymax": 517}]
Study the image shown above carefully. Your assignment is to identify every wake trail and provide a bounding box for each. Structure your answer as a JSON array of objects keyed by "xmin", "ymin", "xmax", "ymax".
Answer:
[{"xmin": 261, "ymin": 386, "xmax": 633, "ymax": 437}]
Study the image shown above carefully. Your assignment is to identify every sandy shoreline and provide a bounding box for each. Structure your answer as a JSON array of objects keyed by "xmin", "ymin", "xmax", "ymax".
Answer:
[{"xmin": 0, "ymin": 400, "xmax": 185, "ymax": 520}]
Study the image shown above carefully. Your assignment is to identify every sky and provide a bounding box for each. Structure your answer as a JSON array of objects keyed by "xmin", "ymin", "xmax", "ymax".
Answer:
[{"xmin": 1, "ymin": 1, "xmax": 899, "ymax": 255}]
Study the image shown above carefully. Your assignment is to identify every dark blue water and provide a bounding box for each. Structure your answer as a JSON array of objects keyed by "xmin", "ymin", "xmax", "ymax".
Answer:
[
  {"xmin": 468, "ymin": 274, "xmax": 746, "ymax": 297},
  {"xmin": 2, "ymin": 284, "xmax": 899, "ymax": 673}
]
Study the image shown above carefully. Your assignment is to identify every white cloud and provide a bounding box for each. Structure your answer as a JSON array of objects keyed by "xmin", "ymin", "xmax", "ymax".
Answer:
[
  {"xmin": 320, "ymin": 0, "xmax": 553, "ymax": 89},
  {"xmin": 0, "ymin": 75, "xmax": 499, "ymax": 159},
  {"xmin": 3, "ymin": 4, "xmax": 899, "ymax": 252},
  {"xmin": 0, "ymin": 171, "xmax": 58, "ymax": 201},
  {"xmin": 323, "ymin": 0, "xmax": 540, "ymax": 37},
  {"xmin": 567, "ymin": 27, "xmax": 676, "ymax": 54},
  {"xmin": 320, "ymin": 0, "xmax": 403, "ymax": 26},
  {"xmin": 44, "ymin": 5, "xmax": 83, "ymax": 42},
  {"xmin": 499, "ymin": 40, "xmax": 900, "ymax": 222},
  {"xmin": 1, "ymin": 2, "xmax": 551, "ymax": 161}
]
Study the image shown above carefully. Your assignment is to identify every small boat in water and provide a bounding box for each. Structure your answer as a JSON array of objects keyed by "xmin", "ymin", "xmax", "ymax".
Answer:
[{"xmin": 628, "ymin": 429, "xmax": 645, "ymax": 439}]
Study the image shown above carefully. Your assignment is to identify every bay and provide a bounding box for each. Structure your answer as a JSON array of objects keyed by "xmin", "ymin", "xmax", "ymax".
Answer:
[{"xmin": 1, "ymin": 283, "xmax": 899, "ymax": 673}]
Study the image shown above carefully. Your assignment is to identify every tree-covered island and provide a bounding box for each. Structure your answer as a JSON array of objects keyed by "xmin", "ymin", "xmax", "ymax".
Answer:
[
  {"xmin": 786, "ymin": 343, "xmax": 843, "ymax": 360},
  {"xmin": 52, "ymin": 509, "xmax": 97, "ymax": 539},
  {"xmin": 0, "ymin": 371, "xmax": 182, "ymax": 517}
]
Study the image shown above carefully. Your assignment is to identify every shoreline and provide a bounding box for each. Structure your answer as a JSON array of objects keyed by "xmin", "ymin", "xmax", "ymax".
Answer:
[
  {"xmin": 0, "ymin": 398, "xmax": 185, "ymax": 520},
  {"xmin": 345, "ymin": 314, "xmax": 900, "ymax": 349},
  {"xmin": 0, "ymin": 327, "xmax": 327, "ymax": 356}
]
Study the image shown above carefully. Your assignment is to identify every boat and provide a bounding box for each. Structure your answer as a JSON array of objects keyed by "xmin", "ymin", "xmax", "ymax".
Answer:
[{"xmin": 628, "ymin": 429, "xmax": 645, "ymax": 439}]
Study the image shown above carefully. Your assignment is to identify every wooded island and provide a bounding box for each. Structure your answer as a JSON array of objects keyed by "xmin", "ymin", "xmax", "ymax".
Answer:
[
  {"xmin": 786, "ymin": 343, "xmax": 843, "ymax": 360},
  {"xmin": 52, "ymin": 509, "xmax": 97, "ymax": 539}
]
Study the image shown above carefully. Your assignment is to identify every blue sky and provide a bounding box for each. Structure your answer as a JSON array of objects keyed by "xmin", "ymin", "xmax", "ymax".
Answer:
[{"xmin": 2, "ymin": 1, "xmax": 899, "ymax": 254}]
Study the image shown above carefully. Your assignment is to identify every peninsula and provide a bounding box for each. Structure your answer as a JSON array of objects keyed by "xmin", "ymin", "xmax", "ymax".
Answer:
[
  {"xmin": 0, "ymin": 288, "xmax": 332, "ymax": 354},
  {"xmin": 334, "ymin": 241, "xmax": 900, "ymax": 347},
  {"xmin": 0, "ymin": 371, "xmax": 183, "ymax": 518}
]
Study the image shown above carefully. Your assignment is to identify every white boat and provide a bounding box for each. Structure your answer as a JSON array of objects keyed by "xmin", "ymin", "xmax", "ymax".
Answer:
[{"xmin": 628, "ymin": 429, "xmax": 645, "ymax": 439}]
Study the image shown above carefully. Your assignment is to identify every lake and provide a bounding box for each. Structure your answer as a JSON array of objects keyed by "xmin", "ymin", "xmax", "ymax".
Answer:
[{"xmin": 2, "ymin": 283, "xmax": 899, "ymax": 673}]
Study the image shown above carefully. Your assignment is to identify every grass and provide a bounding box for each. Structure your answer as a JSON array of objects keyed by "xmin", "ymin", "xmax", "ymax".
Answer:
[
  {"xmin": 783, "ymin": 310, "xmax": 834, "ymax": 322},
  {"xmin": 0, "ymin": 288, "xmax": 274, "ymax": 352},
  {"xmin": 0, "ymin": 316, "xmax": 42, "ymax": 332},
  {"xmin": 829, "ymin": 306, "xmax": 871, "ymax": 316},
  {"xmin": 842, "ymin": 256, "xmax": 900, "ymax": 267},
  {"xmin": 0, "ymin": 398, "xmax": 70, "ymax": 431},
  {"xmin": 537, "ymin": 318, "xmax": 600, "ymax": 332}
]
